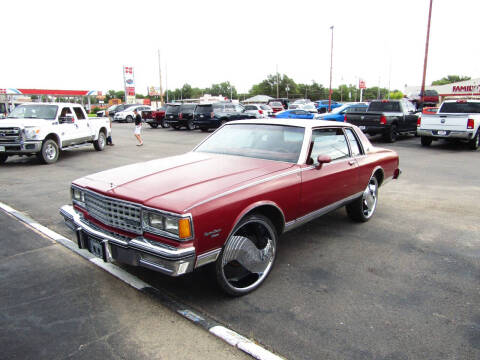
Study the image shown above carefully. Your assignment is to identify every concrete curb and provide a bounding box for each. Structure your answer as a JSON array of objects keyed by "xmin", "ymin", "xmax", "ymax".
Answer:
[{"xmin": 0, "ymin": 201, "xmax": 284, "ymax": 360}]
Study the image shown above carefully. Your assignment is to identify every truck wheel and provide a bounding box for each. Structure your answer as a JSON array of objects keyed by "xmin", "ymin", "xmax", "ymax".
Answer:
[
  {"xmin": 149, "ymin": 122, "xmax": 159, "ymax": 129},
  {"xmin": 186, "ymin": 120, "xmax": 195, "ymax": 130},
  {"xmin": 161, "ymin": 119, "xmax": 169, "ymax": 128},
  {"xmin": 421, "ymin": 136, "xmax": 433, "ymax": 147},
  {"xmin": 126, "ymin": 115, "xmax": 133, "ymax": 123},
  {"xmin": 0, "ymin": 154, "xmax": 8, "ymax": 164},
  {"xmin": 37, "ymin": 139, "xmax": 59, "ymax": 164},
  {"xmin": 215, "ymin": 214, "xmax": 277, "ymax": 296},
  {"xmin": 468, "ymin": 130, "xmax": 479, "ymax": 150},
  {"xmin": 94, "ymin": 131, "xmax": 106, "ymax": 151},
  {"xmin": 346, "ymin": 175, "xmax": 379, "ymax": 222},
  {"xmin": 383, "ymin": 124, "xmax": 397, "ymax": 143}
]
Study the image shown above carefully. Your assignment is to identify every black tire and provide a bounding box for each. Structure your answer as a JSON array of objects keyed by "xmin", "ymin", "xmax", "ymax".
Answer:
[
  {"xmin": 0, "ymin": 154, "xmax": 8, "ymax": 164},
  {"xmin": 468, "ymin": 130, "xmax": 479, "ymax": 150},
  {"xmin": 346, "ymin": 175, "xmax": 379, "ymax": 222},
  {"xmin": 172, "ymin": 125, "xmax": 180, "ymax": 130},
  {"xmin": 200, "ymin": 127, "xmax": 209, "ymax": 132},
  {"xmin": 149, "ymin": 122, "xmax": 159, "ymax": 129},
  {"xmin": 93, "ymin": 131, "xmax": 106, "ymax": 151},
  {"xmin": 186, "ymin": 119, "xmax": 195, "ymax": 130},
  {"xmin": 126, "ymin": 115, "xmax": 133, "ymax": 123},
  {"xmin": 421, "ymin": 136, "xmax": 433, "ymax": 147},
  {"xmin": 383, "ymin": 124, "xmax": 397, "ymax": 143},
  {"xmin": 215, "ymin": 214, "xmax": 277, "ymax": 296},
  {"xmin": 37, "ymin": 139, "xmax": 59, "ymax": 164},
  {"xmin": 160, "ymin": 118, "xmax": 170, "ymax": 128}
]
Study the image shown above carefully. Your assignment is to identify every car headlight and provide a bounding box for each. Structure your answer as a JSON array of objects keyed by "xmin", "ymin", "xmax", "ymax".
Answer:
[
  {"xmin": 142, "ymin": 210, "xmax": 192, "ymax": 240},
  {"xmin": 71, "ymin": 186, "xmax": 85, "ymax": 207},
  {"xmin": 23, "ymin": 127, "xmax": 41, "ymax": 140}
]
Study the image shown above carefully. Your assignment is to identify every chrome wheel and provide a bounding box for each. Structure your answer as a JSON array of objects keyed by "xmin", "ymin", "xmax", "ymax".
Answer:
[
  {"xmin": 38, "ymin": 139, "xmax": 59, "ymax": 164},
  {"xmin": 362, "ymin": 176, "xmax": 378, "ymax": 219},
  {"xmin": 216, "ymin": 215, "xmax": 277, "ymax": 296},
  {"xmin": 45, "ymin": 143, "xmax": 56, "ymax": 160}
]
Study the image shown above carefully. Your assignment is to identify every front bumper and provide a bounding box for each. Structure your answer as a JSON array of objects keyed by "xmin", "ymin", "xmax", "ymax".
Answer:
[
  {"xmin": 59, "ymin": 205, "xmax": 196, "ymax": 276},
  {"xmin": 417, "ymin": 129, "xmax": 473, "ymax": 140},
  {"xmin": 0, "ymin": 141, "xmax": 42, "ymax": 154}
]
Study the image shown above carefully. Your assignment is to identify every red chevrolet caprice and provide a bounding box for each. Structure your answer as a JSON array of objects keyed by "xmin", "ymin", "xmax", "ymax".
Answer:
[{"xmin": 60, "ymin": 119, "xmax": 400, "ymax": 295}]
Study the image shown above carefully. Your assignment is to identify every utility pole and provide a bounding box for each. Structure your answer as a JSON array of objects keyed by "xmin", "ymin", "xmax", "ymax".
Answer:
[
  {"xmin": 276, "ymin": 64, "xmax": 279, "ymax": 98},
  {"xmin": 420, "ymin": 0, "xmax": 433, "ymax": 107},
  {"xmin": 158, "ymin": 49, "xmax": 164, "ymax": 105},
  {"xmin": 165, "ymin": 63, "xmax": 169, "ymax": 103},
  {"xmin": 328, "ymin": 26, "xmax": 334, "ymax": 112}
]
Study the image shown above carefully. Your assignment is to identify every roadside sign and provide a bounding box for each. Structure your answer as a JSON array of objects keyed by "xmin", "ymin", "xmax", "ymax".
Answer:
[{"xmin": 359, "ymin": 80, "xmax": 366, "ymax": 89}]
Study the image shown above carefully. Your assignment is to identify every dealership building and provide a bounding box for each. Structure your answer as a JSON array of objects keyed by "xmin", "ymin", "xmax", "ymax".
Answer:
[{"xmin": 405, "ymin": 78, "xmax": 480, "ymax": 102}]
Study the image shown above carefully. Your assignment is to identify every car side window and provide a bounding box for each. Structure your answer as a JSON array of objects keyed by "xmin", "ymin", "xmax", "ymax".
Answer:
[
  {"xmin": 344, "ymin": 128, "xmax": 362, "ymax": 156},
  {"xmin": 60, "ymin": 107, "xmax": 73, "ymax": 118},
  {"xmin": 310, "ymin": 128, "xmax": 350, "ymax": 163}
]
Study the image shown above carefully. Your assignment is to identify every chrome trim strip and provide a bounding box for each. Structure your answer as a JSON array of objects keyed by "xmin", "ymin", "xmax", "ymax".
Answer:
[
  {"xmin": 184, "ymin": 167, "xmax": 303, "ymax": 212},
  {"xmin": 284, "ymin": 191, "xmax": 363, "ymax": 232},
  {"xmin": 195, "ymin": 248, "xmax": 222, "ymax": 268},
  {"xmin": 59, "ymin": 205, "xmax": 195, "ymax": 260}
]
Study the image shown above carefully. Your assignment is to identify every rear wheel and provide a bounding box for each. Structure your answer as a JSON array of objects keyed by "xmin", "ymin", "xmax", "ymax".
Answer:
[
  {"xmin": 149, "ymin": 122, "xmax": 159, "ymax": 129},
  {"xmin": 126, "ymin": 115, "xmax": 133, "ymax": 123},
  {"xmin": 160, "ymin": 118, "xmax": 169, "ymax": 128},
  {"xmin": 0, "ymin": 154, "xmax": 8, "ymax": 164},
  {"xmin": 346, "ymin": 175, "xmax": 379, "ymax": 222},
  {"xmin": 37, "ymin": 139, "xmax": 59, "ymax": 164},
  {"xmin": 468, "ymin": 130, "xmax": 479, "ymax": 150},
  {"xmin": 172, "ymin": 125, "xmax": 180, "ymax": 130},
  {"xmin": 215, "ymin": 214, "xmax": 277, "ymax": 296},
  {"xmin": 186, "ymin": 119, "xmax": 195, "ymax": 130},
  {"xmin": 94, "ymin": 131, "xmax": 106, "ymax": 151},
  {"xmin": 383, "ymin": 124, "xmax": 397, "ymax": 143},
  {"xmin": 421, "ymin": 136, "xmax": 433, "ymax": 146}
]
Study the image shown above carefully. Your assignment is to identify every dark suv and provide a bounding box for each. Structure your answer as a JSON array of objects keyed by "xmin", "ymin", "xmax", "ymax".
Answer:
[
  {"xmin": 164, "ymin": 103, "xmax": 181, "ymax": 127},
  {"xmin": 173, "ymin": 103, "xmax": 197, "ymax": 130},
  {"xmin": 193, "ymin": 102, "xmax": 256, "ymax": 131}
]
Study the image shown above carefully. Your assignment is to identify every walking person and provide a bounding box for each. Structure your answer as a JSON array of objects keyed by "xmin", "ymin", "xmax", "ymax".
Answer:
[
  {"xmin": 106, "ymin": 110, "xmax": 114, "ymax": 146},
  {"xmin": 133, "ymin": 109, "xmax": 143, "ymax": 146}
]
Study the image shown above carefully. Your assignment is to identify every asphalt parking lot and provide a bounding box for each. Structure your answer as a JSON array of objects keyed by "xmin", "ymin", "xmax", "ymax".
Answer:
[{"xmin": 1, "ymin": 122, "xmax": 479, "ymax": 360}]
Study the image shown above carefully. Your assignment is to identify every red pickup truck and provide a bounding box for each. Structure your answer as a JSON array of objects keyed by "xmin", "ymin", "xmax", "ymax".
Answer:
[
  {"xmin": 141, "ymin": 106, "xmax": 167, "ymax": 128},
  {"xmin": 60, "ymin": 119, "xmax": 400, "ymax": 296}
]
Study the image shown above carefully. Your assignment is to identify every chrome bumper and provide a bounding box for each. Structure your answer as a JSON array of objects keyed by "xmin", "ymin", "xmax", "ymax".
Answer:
[
  {"xmin": 417, "ymin": 129, "xmax": 473, "ymax": 140},
  {"xmin": 59, "ymin": 205, "xmax": 196, "ymax": 276},
  {"xmin": 0, "ymin": 141, "xmax": 42, "ymax": 153}
]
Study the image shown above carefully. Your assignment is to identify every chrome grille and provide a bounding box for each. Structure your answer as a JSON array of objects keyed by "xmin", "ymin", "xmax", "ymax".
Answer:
[
  {"xmin": 0, "ymin": 127, "xmax": 22, "ymax": 143},
  {"xmin": 85, "ymin": 191, "xmax": 142, "ymax": 234}
]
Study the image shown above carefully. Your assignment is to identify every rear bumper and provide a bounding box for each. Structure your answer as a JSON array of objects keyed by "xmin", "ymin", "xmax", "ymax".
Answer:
[
  {"xmin": 59, "ymin": 205, "xmax": 196, "ymax": 277},
  {"xmin": 193, "ymin": 119, "xmax": 220, "ymax": 128},
  {"xmin": 0, "ymin": 141, "xmax": 42, "ymax": 154},
  {"xmin": 417, "ymin": 129, "xmax": 473, "ymax": 140}
]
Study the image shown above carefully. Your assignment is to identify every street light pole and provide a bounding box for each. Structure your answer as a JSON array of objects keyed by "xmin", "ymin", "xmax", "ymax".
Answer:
[
  {"xmin": 276, "ymin": 64, "xmax": 279, "ymax": 98},
  {"xmin": 420, "ymin": 0, "xmax": 433, "ymax": 107},
  {"xmin": 328, "ymin": 26, "xmax": 334, "ymax": 112}
]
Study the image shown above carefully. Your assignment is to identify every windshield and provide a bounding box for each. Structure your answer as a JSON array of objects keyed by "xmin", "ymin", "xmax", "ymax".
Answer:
[
  {"xmin": 195, "ymin": 124, "xmax": 305, "ymax": 163},
  {"xmin": 270, "ymin": 102, "xmax": 282, "ymax": 107},
  {"xmin": 439, "ymin": 102, "xmax": 480, "ymax": 113},
  {"xmin": 196, "ymin": 105, "xmax": 213, "ymax": 114},
  {"xmin": 166, "ymin": 105, "xmax": 180, "ymax": 114},
  {"xmin": 8, "ymin": 105, "xmax": 58, "ymax": 120},
  {"xmin": 180, "ymin": 104, "xmax": 196, "ymax": 112},
  {"xmin": 108, "ymin": 105, "xmax": 118, "ymax": 111}
]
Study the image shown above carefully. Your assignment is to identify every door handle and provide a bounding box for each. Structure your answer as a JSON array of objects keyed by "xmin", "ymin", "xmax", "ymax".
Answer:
[{"xmin": 348, "ymin": 160, "xmax": 355, "ymax": 166}]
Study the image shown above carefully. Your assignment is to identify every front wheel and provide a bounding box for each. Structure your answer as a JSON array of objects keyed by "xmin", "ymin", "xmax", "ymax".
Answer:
[
  {"xmin": 126, "ymin": 115, "xmax": 133, "ymax": 123},
  {"xmin": 346, "ymin": 176, "xmax": 379, "ymax": 222},
  {"xmin": 93, "ymin": 131, "xmax": 106, "ymax": 151},
  {"xmin": 186, "ymin": 120, "xmax": 195, "ymax": 130},
  {"xmin": 421, "ymin": 136, "xmax": 433, "ymax": 147},
  {"xmin": 468, "ymin": 130, "xmax": 479, "ymax": 150},
  {"xmin": 0, "ymin": 154, "xmax": 8, "ymax": 164},
  {"xmin": 215, "ymin": 214, "xmax": 277, "ymax": 296},
  {"xmin": 37, "ymin": 139, "xmax": 59, "ymax": 164}
]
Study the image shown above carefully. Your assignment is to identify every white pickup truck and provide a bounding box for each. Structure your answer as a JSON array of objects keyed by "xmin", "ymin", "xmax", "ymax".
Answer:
[
  {"xmin": 0, "ymin": 103, "xmax": 111, "ymax": 164},
  {"xmin": 417, "ymin": 99, "xmax": 480, "ymax": 150}
]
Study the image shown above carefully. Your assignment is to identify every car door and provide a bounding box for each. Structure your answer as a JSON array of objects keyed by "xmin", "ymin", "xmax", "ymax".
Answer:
[
  {"xmin": 402, "ymin": 100, "xmax": 418, "ymax": 131},
  {"xmin": 300, "ymin": 127, "xmax": 360, "ymax": 216},
  {"xmin": 57, "ymin": 106, "xmax": 80, "ymax": 147},
  {"xmin": 72, "ymin": 106, "xmax": 94, "ymax": 142}
]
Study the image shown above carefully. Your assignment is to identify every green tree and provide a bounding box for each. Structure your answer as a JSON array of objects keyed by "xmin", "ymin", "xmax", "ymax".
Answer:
[
  {"xmin": 389, "ymin": 91, "xmax": 404, "ymax": 99},
  {"xmin": 431, "ymin": 75, "xmax": 471, "ymax": 86}
]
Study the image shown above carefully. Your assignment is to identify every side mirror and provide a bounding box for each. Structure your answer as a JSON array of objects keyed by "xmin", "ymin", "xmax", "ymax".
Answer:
[{"xmin": 316, "ymin": 154, "xmax": 332, "ymax": 169}]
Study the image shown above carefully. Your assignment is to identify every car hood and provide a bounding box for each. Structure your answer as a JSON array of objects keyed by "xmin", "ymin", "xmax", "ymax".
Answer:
[
  {"xmin": 0, "ymin": 118, "xmax": 51, "ymax": 128},
  {"xmin": 73, "ymin": 152, "xmax": 295, "ymax": 213}
]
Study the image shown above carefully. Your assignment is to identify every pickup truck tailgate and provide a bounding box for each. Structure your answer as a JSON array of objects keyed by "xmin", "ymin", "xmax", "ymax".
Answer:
[
  {"xmin": 421, "ymin": 114, "xmax": 469, "ymax": 131},
  {"xmin": 346, "ymin": 112, "xmax": 383, "ymax": 126}
]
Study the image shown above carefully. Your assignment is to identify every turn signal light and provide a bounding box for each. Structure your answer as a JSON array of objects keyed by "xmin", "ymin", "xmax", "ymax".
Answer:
[
  {"xmin": 380, "ymin": 115, "xmax": 387, "ymax": 125},
  {"xmin": 178, "ymin": 218, "xmax": 192, "ymax": 239},
  {"xmin": 259, "ymin": 110, "xmax": 263, "ymax": 114},
  {"xmin": 179, "ymin": 112, "xmax": 183, "ymax": 119},
  {"xmin": 417, "ymin": 117, "xmax": 421, "ymax": 127},
  {"xmin": 467, "ymin": 118, "xmax": 474, "ymax": 129},
  {"xmin": 344, "ymin": 114, "xmax": 347, "ymax": 122}
]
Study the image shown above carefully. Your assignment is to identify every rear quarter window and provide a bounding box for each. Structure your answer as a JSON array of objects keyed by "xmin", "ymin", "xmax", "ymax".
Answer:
[{"xmin": 439, "ymin": 102, "xmax": 480, "ymax": 113}]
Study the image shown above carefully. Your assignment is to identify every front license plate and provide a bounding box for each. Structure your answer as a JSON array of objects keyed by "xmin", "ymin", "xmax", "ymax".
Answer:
[
  {"xmin": 359, "ymin": 126, "xmax": 366, "ymax": 130},
  {"xmin": 0, "ymin": 146, "xmax": 5, "ymax": 152},
  {"xmin": 89, "ymin": 237, "xmax": 104, "ymax": 259},
  {"xmin": 437, "ymin": 130, "xmax": 447, "ymax": 136}
]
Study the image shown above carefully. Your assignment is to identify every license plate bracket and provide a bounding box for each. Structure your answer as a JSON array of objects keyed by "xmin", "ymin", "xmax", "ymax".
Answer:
[
  {"xmin": 437, "ymin": 130, "xmax": 447, "ymax": 136},
  {"xmin": 89, "ymin": 237, "xmax": 104, "ymax": 259}
]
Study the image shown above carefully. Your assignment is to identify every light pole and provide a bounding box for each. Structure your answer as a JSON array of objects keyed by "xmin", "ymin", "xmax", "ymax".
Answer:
[
  {"xmin": 286, "ymin": 86, "xmax": 289, "ymax": 99},
  {"xmin": 276, "ymin": 64, "xmax": 279, "ymax": 99},
  {"xmin": 328, "ymin": 25, "xmax": 334, "ymax": 112},
  {"xmin": 420, "ymin": 0, "xmax": 433, "ymax": 107}
]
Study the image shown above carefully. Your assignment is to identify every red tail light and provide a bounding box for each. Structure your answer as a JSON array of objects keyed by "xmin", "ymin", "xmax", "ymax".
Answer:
[
  {"xmin": 417, "ymin": 117, "xmax": 421, "ymax": 127},
  {"xmin": 467, "ymin": 118, "xmax": 474, "ymax": 129},
  {"xmin": 259, "ymin": 110, "xmax": 263, "ymax": 114},
  {"xmin": 344, "ymin": 114, "xmax": 347, "ymax": 122},
  {"xmin": 381, "ymin": 99, "xmax": 389, "ymax": 103},
  {"xmin": 457, "ymin": 99, "xmax": 467, "ymax": 103},
  {"xmin": 179, "ymin": 112, "xmax": 183, "ymax": 119},
  {"xmin": 380, "ymin": 115, "xmax": 387, "ymax": 125},
  {"xmin": 210, "ymin": 112, "xmax": 214, "ymax": 119}
]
